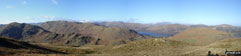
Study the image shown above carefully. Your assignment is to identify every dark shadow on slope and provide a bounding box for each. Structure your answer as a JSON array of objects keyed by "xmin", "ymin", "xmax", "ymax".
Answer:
[{"xmin": 0, "ymin": 37, "xmax": 67, "ymax": 54}]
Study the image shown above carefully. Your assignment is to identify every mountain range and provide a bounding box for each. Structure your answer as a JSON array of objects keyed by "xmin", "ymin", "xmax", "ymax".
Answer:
[
  {"xmin": 0, "ymin": 22, "xmax": 96, "ymax": 46},
  {"xmin": 0, "ymin": 21, "xmax": 240, "ymax": 56},
  {"xmin": 40, "ymin": 21, "xmax": 148, "ymax": 45},
  {"xmin": 95, "ymin": 21, "xmax": 241, "ymax": 37},
  {"xmin": 0, "ymin": 21, "xmax": 148, "ymax": 46}
]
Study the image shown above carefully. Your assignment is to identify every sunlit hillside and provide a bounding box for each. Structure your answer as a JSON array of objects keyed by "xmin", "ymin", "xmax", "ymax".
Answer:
[
  {"xmin": 1, "ymin": 0, "xmax": 241, "ymax": 56},
  {"xmin": 172, "ymin": 27, "xmax": 234, "ymax": 45}
]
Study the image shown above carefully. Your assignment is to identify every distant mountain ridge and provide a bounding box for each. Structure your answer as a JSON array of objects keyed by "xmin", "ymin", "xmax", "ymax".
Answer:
[
  {"xmin": 95, "ymin": 21, "xmax": 241, "ymax": 37},
  {"xmin": 40, "ymin": 21, "xmax": 148, "ymax": 45},
  {"xmin": 96, "ymin": 21, "xmax": 190, "ymax": 37},
  {"xmin": 27, "ymin": 21, "xmax": 241, "ymax": 37}
]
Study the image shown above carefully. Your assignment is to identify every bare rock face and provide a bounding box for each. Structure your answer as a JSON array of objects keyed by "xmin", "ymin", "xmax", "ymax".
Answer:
[{"xmin": 40, "ymin": 21, "xmax": 147, "ymax": 45}]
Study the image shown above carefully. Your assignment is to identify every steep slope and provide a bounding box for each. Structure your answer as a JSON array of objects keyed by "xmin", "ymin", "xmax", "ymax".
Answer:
[
  {"xmin": 0, "ymin": 22, "xmax": 94, "ymax": 46},
  {"xmin": 172, "ymin": 27, "xmax": 234, "ymax": 45},
  {"xmin": 40, "ymin": 21, "xmax": 147, "ymax": 45},
  {"xmin": 0, "ymin": 36, "xmax": 65, "ymax": 55}
]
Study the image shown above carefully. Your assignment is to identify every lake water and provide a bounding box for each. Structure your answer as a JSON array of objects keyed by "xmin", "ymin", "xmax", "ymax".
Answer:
[{"xmin": 138, "ymin": 32, "xmax": 173, "ymax": 37}]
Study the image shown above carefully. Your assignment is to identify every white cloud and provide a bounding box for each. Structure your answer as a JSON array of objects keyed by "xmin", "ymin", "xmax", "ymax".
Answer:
[
  {"xmin": 43, "ymin": 16, "xmax": 56, "ymax": 19},
  {"xmin": 51, "ymin": 0, "xmax": 58, "ymax": 5},
  {"xmin": 22, "ymin": 1, "xmax": 27, "ymax": 4},
  {"xmin": 79, "ymin": 19, "xmax": 92, "ymax": 23},
  {"xmin": 6, "ymin": 5, "xmax": 15, "ymax": 9},
  {"xmin": 126, "ymin": 18, "xmax": 139, "ymax": 22},
  {"xmin": 25, "ymin": 16, "xmax": 30, "ymax": 19}
]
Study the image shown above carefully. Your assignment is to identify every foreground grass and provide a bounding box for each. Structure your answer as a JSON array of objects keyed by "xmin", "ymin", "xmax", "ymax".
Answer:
[
  {"xmin": 2, "ymin": 38, "xmax": 241, "ymax": 56},
  {"xmin": 182, "ymin": 38, "xmax": 241, "ymax": 56}
]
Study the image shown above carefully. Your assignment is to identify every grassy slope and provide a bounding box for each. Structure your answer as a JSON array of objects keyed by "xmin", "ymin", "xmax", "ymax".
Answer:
[
  {"xmin": 172, "ymin": 27, "xmax": 234, "ymax": 45},
  {"xmin": 97, "ymin": 27, "xmax": 237, "ymax": 56},
  {"xmin": 182, "ymin": 38, "xmax": 241, "ymax": 56},
  {"xmin": 25, "ymin": 38, "xmax": 241, "ymax": 56},
  {"xmin": 0, "ymin": 36, "xmax": 98, "ymax": 56},
  {"xmin": 98, "ymin": 38, "xmax": 196, "ymax": 56}
]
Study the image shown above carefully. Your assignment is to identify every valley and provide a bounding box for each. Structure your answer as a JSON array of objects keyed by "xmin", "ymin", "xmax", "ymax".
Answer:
[
  {"xmin": 1, "ymin": 0, "xmax": 241, "ymax": 56},
  {"xmin": 0, "ymin": 21, "xmax": 240, "ymax": 56}
]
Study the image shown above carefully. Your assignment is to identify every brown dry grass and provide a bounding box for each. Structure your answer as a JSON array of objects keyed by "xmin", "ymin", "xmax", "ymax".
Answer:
[{"xmin": 172, "ymin": 27, "xmax": 234, "ymax": 45}]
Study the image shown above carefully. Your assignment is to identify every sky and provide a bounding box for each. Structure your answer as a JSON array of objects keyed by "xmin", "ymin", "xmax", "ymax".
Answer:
[{"xmin": 0, "ymin": 0, "xmax": 241, "ymax": 26}]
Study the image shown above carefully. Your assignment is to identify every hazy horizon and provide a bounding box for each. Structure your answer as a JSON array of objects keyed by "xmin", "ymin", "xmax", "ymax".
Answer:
[{"xmin": 0, "ymin": 0, "xmax": 241, "ymax": 26}]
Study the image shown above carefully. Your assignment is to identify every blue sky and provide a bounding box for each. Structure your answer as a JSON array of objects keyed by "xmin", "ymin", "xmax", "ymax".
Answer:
[{"xmin": 0, "ymin": 0, "xmax": 241, "ymax": 26}]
